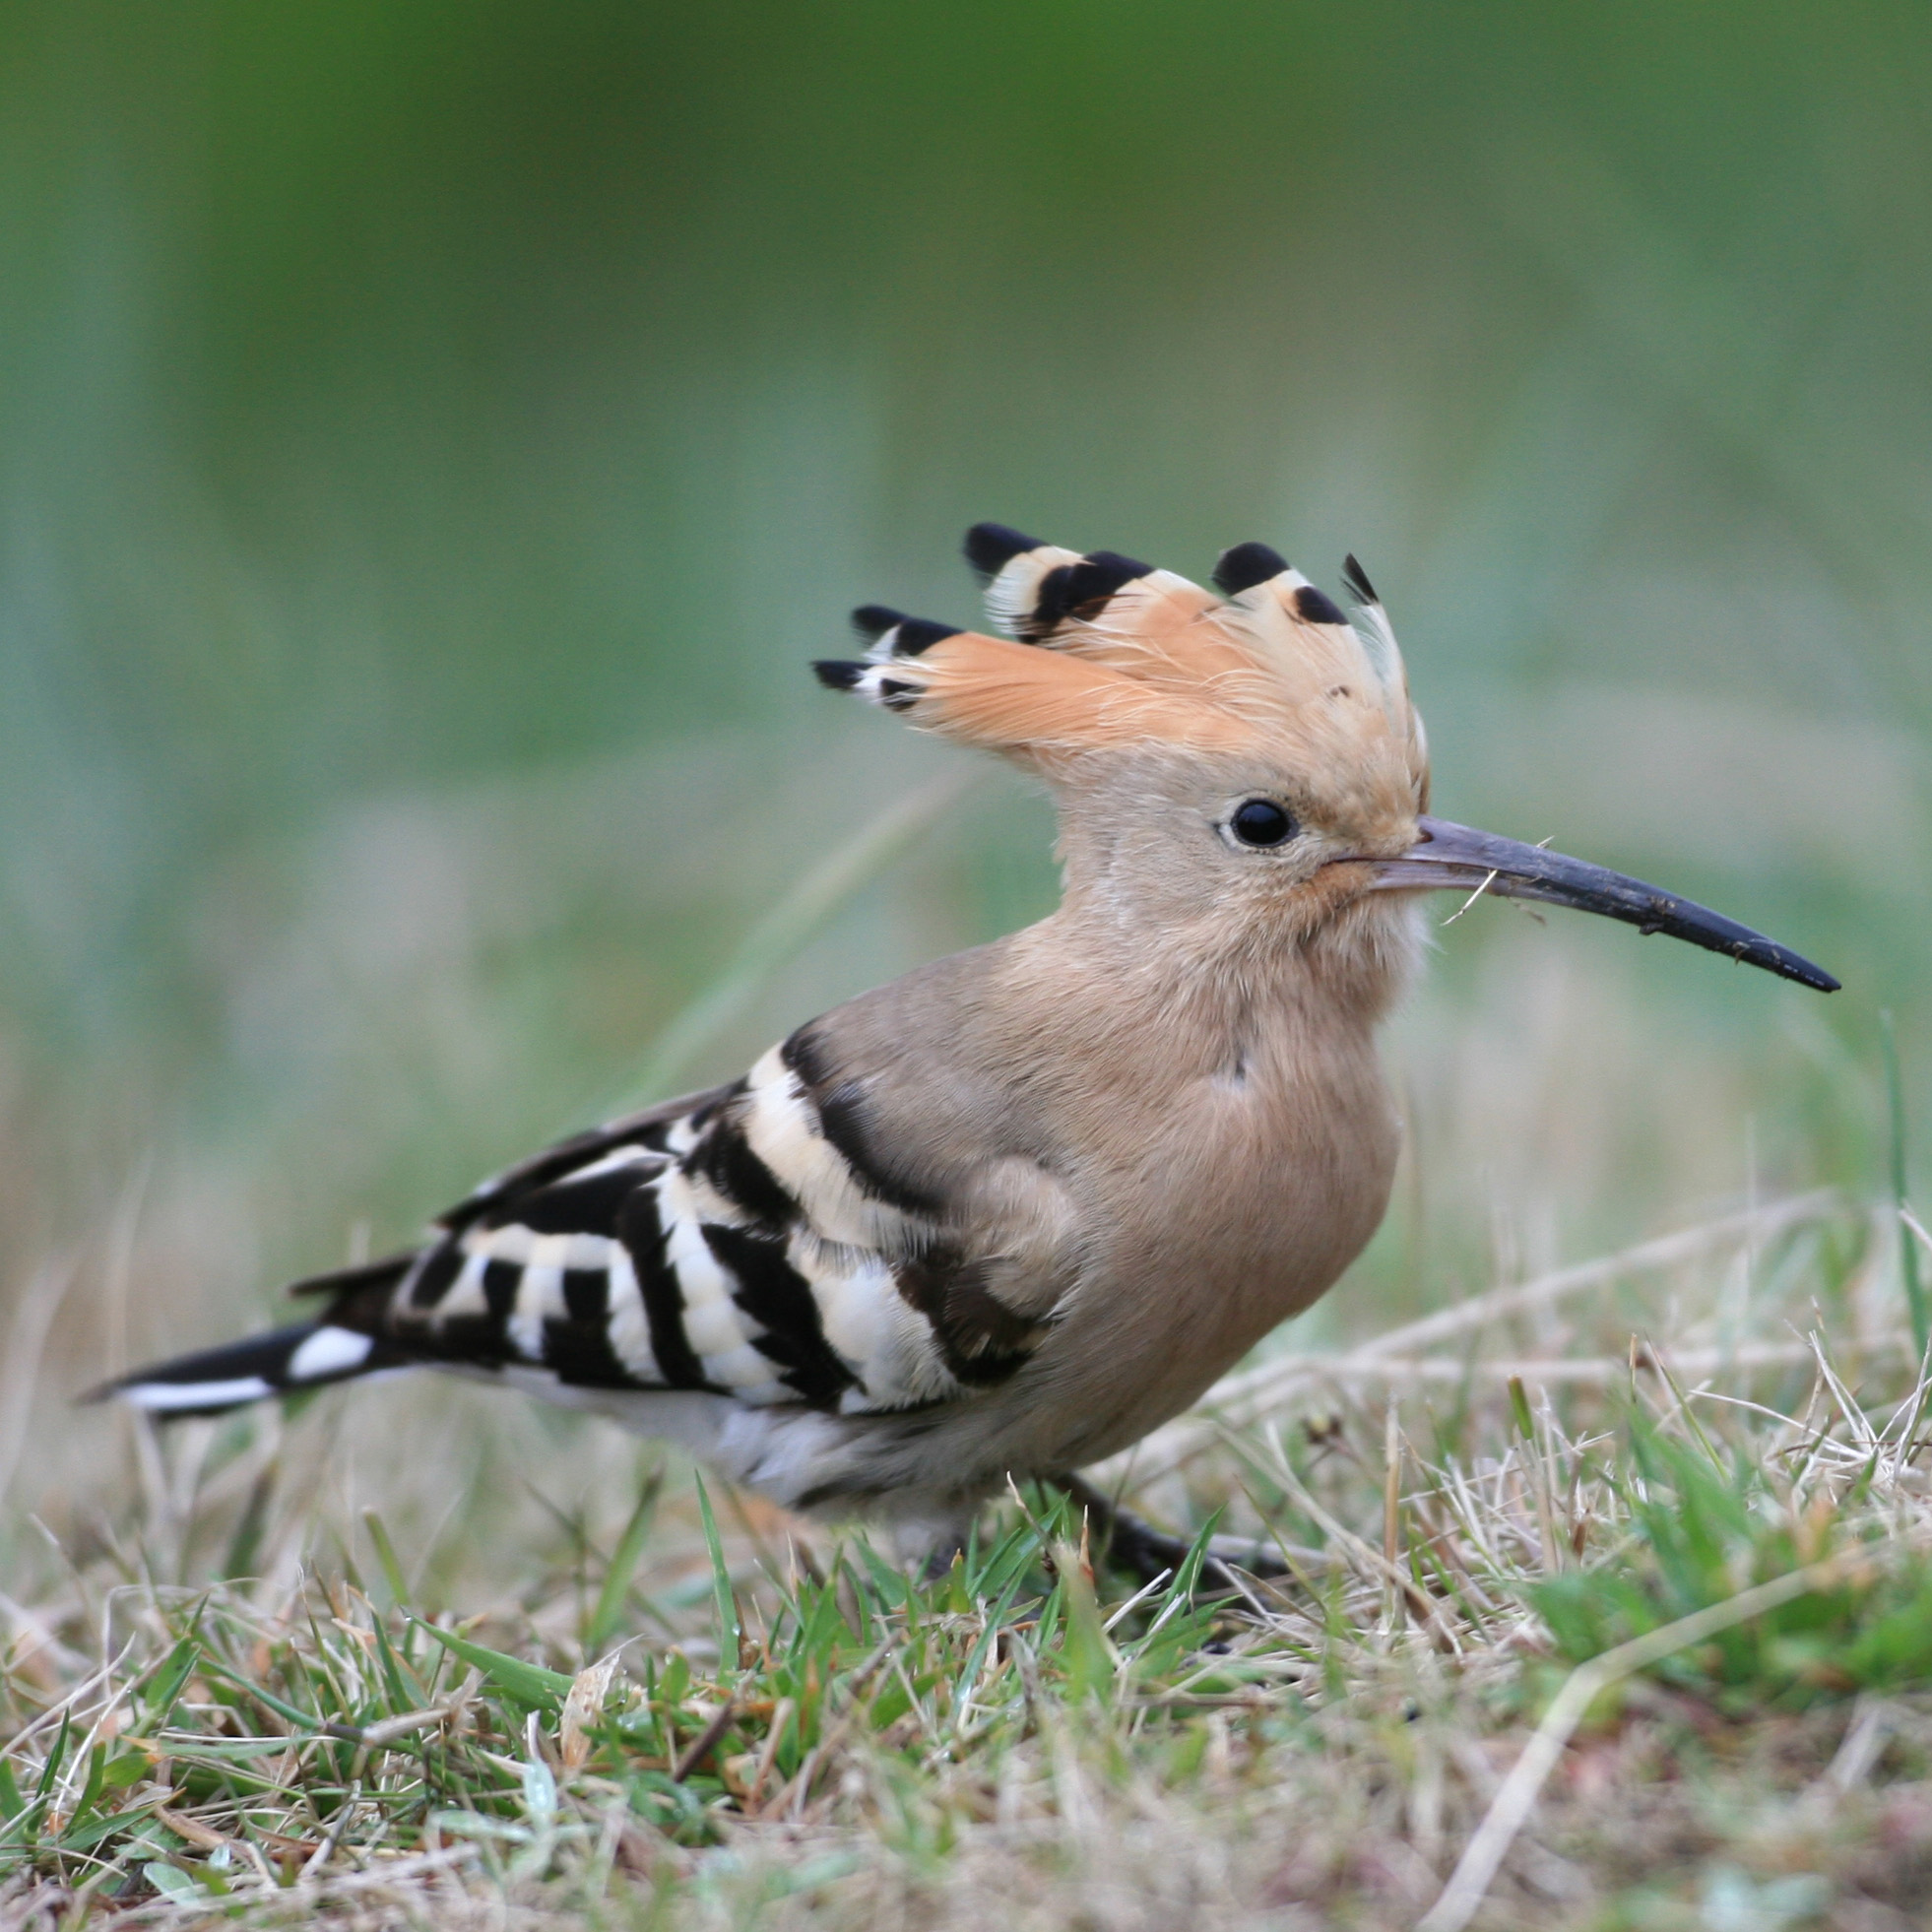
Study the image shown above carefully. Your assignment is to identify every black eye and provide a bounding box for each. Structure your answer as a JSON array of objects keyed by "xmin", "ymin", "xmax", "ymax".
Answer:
[{"xmin": 1228, "ymin": 799, "xmax": 1296, "ymax": 848}]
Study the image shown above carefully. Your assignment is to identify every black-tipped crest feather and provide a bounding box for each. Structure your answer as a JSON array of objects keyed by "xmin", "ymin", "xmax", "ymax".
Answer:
[
  {"xmin": 889, "ymin": 617, "xmax": 960, "ymax": 658},
  {"xmin": 1023, "ymin": 550, "xmax": 1151, "ymax": 640},
  {"xmin": 1292, "ymin": 584, "xmax": 1349, "ymax": 627},
  {"xmin": 963, "ymin": 522, "xmax": 1045, "ymax": 583},
  {"xmin": 849, "ymin": 610, "xmax": 959, "ymax": 658},
  {"xmin": 852, "ymin": 604, "xmax": 909, "ymax": 642},
  {"xmin": 1212, "ymin": 542, "xmax": 1289, "ymax": 596},
  {"xmin": 1340, "ymin": 553, "xmax": 1380, "ymax": 607}
]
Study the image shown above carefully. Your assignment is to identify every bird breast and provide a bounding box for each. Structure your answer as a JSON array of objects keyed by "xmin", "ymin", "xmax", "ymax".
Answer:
[{"xmin": 1016, "ymin": 1013, "xmax": 1400, "ymax": 1467}]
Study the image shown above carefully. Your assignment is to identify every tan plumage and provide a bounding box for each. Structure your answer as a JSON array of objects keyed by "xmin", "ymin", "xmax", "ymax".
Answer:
[{"xmin": 100, "ymin": 522, "xmax": 1836, "ymax": 1567}]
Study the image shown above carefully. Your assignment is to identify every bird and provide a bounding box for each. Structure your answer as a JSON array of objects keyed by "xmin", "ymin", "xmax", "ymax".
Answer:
[{"xmin": 95, "ymin": 524, "xmax": 1838, "ymax": 1572}]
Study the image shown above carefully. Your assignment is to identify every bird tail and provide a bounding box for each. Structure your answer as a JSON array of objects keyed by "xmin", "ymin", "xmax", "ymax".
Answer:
[{"xmin": 86, "ymin": 1256, "xmax": 417, "ymax": 1419}]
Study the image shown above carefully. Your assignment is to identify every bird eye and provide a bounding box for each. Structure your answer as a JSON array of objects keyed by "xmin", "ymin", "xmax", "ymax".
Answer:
[{"xmin": 1228, "ymin": 799, "xmax": 1296, "ymax": 848}]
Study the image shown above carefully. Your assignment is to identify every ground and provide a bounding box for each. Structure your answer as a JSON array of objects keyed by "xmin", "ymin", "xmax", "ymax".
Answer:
[{"xmin": 6, "ymin": 1187, "xmax": 1932, "ymax": 1931}]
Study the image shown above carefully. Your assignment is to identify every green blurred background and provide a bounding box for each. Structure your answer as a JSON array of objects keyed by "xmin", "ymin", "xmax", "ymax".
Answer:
[{"xmin": 5, "ymin": 2, "xmax": 1930, "ymax": 1510}]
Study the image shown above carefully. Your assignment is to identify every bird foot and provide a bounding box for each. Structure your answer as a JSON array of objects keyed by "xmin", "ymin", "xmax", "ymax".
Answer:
[{"xmin": 1051, "ymin": 1473, "xmax": 1307, "ymax": 1590}]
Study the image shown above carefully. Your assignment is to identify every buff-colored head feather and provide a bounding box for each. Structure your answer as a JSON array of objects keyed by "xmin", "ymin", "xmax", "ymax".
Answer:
[{"xmin": 815, "ymin": 526, "xmax": 1428, "ymax": 819}]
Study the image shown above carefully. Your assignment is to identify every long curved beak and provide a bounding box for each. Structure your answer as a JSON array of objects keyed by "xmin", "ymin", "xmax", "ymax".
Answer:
[{"xmin": 1366, "ymin": 816, "xmax": 1839, "ymax": 993}]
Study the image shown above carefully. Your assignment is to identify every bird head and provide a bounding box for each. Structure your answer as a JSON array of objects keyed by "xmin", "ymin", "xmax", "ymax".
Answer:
[{"xmin": 816, "ymin": 526, "xmax": 1837, "ymax": 999}]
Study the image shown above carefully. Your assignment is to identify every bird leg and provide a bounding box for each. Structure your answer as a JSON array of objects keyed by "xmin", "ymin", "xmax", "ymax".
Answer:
[
  {"xmin": 1051, "ymin": 1472, "xmax": 1301, "ymax": 1590},
  {"xmin": 919, "ymin": 1534, "xmax": 968, "ymax": 1582}
]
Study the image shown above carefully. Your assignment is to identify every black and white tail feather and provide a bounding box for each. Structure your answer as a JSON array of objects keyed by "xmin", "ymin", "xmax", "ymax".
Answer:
[{"xmin": 105, "ymin": 1300, "xmax": 413, "ymax": 1418}]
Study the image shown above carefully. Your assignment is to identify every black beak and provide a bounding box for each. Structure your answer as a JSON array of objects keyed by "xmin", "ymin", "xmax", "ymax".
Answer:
[{"xmin": 1367, "ymin": 816, "xmax": 1839, "ymax": 993}]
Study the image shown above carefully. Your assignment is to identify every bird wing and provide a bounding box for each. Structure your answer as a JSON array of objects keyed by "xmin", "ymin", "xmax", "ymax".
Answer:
[{"xmin": 306, "ymin": 1037, "xmax": 1059, "ymax": 1417}]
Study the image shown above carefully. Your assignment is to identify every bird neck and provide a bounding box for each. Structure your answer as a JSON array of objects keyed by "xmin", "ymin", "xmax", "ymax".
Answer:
[{"xmin": 1004, "ymin": 892, "xmax": 1422, "ymax": 1090}]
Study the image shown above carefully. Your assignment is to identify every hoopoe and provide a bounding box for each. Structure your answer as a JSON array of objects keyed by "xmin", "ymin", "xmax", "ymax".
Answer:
[{"xmin": 97, "ymin": 525, "xmax": 1836, "ymax": 1566}]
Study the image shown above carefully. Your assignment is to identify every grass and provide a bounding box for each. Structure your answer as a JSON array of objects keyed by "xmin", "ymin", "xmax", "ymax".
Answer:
[{"xmin": 7, "ymin": 1191, "xmax": 1932, "ymax": 1930}]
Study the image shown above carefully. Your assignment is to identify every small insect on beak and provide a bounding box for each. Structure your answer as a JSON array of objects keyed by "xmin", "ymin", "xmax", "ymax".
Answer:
[{"xmin": 1364, "ymin": 816, "xmax": 1840, "ymax": 993}]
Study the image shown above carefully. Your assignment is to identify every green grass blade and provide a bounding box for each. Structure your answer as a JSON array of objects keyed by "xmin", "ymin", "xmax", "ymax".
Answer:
[
  {"xmin": 411, "ymin": 1621, "xmax": 574, "ymax": 1710},
  {"xmin": 692, "ymin": 1475, "xmax": 741, "ymax": 1675},
  {"xmin": 370, "ymin": 1613, "xmax": 421, "ymax": 1711},
  {"xmin": 587, "ymin": 1472, "xmax": 662, "ymax": 1656},
  {"xmin": 136, "ymin": 1633, "xmax": 201, "ymax": 1735},
  {"xmin": 949, "ymin": 1571, "xmax": 1027, "ymax": 1732},
  {"xmin": 362, "ymin": 1508, "xmax": 413, "ymax": 1609},
  {"xmin": 31, "ymin": 1714, "xmax": 68, "ymax": 1804}
]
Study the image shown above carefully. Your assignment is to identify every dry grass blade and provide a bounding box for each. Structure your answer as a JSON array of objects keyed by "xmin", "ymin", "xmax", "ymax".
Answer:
[
  {"xmin": 353, "ymin": 1668, "xmax": 484, "ymax": 1748},
  {"xmin": 671, "ymin": 1702, "xmax": 738, "ymax": 1784},
  {"xmin": 1419, "ymin": 1549, "xmax": 1876, "ymax": 1932}
]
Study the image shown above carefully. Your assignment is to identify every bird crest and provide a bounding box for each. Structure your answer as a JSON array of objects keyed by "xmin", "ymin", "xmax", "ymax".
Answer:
[{"xmin": 815, "ymin": 525, "xmax": 1429, "ymax": 815}]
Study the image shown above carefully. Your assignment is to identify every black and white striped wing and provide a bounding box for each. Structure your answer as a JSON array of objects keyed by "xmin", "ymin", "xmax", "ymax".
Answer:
[{"xmin": 361, "ymin": 1040, "xmax": 1047, "ymax": 1415}]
